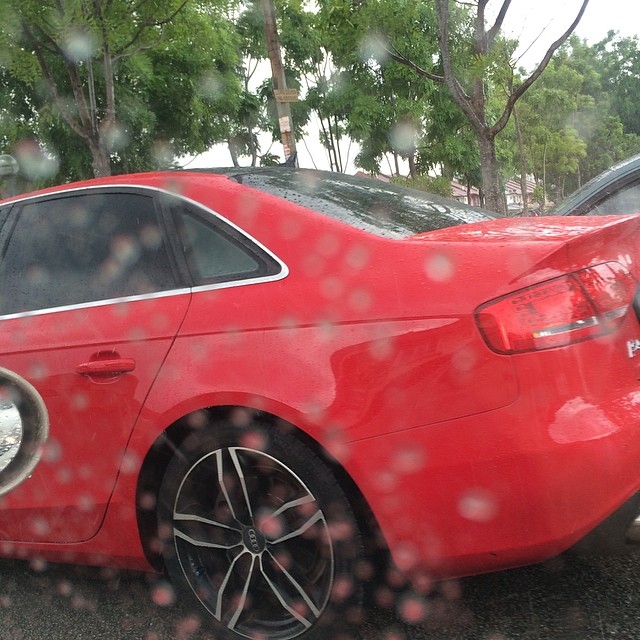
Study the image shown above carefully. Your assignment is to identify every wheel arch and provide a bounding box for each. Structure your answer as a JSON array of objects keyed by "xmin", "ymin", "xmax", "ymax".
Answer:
[{"xmin": 135, "ymin": 404, "xmax": 387, "ymax": 572}]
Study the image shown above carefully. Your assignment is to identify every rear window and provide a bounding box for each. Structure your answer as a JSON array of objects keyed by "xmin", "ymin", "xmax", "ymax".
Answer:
[{"xmin": 216, "ymin": 168, "xmax": 497, "ymax": 238}]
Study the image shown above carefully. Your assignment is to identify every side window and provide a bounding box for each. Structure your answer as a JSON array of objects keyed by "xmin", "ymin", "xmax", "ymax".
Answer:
[
  {"xmin": 588, "ymin": 181, "xmax": 640, "ymax": 215},
  {"xmin": 172, "ymin": 203, "xmax": 281, "ymax": 285},
  {"xmin": 0, "ymin": 192, "xmax": 177, "ymax": 315}
]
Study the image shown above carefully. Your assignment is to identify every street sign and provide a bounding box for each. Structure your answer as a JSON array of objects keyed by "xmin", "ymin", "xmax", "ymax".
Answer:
[{"xmin": 274, "ymin": 88, "xmax": 299, "ymax": 103}]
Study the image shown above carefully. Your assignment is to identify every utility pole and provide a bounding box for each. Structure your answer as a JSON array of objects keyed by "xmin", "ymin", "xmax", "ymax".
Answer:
[{"xmin": 260, "ymin": 0, "xmax": 297, "ymax": 163}]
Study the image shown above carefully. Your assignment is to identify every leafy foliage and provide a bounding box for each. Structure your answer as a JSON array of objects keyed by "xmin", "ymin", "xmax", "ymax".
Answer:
[
  {"xmin": 0, "ymin": 0, "xmax": 242, "ymax": 181},
  {"xmin": 1, "ymin": 0, "xmax": 639, "ymax": 206}
]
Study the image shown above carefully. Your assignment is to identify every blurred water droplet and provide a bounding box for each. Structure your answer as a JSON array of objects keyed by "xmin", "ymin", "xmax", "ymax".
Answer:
[
  {"xmin": 373, "ymin": 470, "xmax": 397, "ymax": 492},
  {"xmin": 138, "ymin": 490, "xmax": 156, "ymax": 511},
  {"xmin": 152, "ymin": 140, "xmax": 175, "ymax": 168},
  {"xmin": 348, "ymin": 288, "xmax": 372, "ymax": 312},
  {"xmin": 57, "ymin": 580, "xmax": 73, "ymax": 596},
  {"xmin": 62, "ymin": 28, "xmax": 97, "ymax": 62},
  {"xmin": 323, "ymin": 425, "xmax": 350, "ymax": 462},
  {"xmin": 239, "ymin": 429, "xmax": 267, "ymax": 450},
  {"xmin": 317, "ymin": 233, "xmax": 340, "ymax": 258},
  {"xmin": 369, "ymin": 336, "xmax": 394, "ymax": 361},
  {"xmin": 345, "ymin": 245, "xmax": 370, "ymax": 270},
  {"xmin": 71, "ymin": 392, "xmax": 89, "ymax": 411},
  {"xmin": 359, "ymin": 33, "xmax": 390, "ymax": 63},
  {"xmin": 392, "ymin": 445, "xmax": 426, "ymax": 474},
  {"xmin": 389, "ymin": 122, "xmax": 418, "ymax": 156},
  {"xmin": 393, "ymin": 542, "xmax": 419, "ymax": 572},
  {"xmin": 104, "ymin": 122, "xmax": 130, "ymax": 152},
  {"xmin": 398, "ymin": 593, "xmax": 429, "ymax": 624},
  {"xmin": 278, "ymin": 217, "xmax": 302, "ymax": 240},
  {"xmin": 27, "ymin": 361, "xmax": 48, "ymax": 380},
  {"xmin": 257, "ymin": 511, "xmax": 285, "ymax": 540},
  {"xmin": 230, "ymin": 407, "xmax": 253, "ymax": 428},
  {"xmin": 186, "ymin": 410, "xmax": 208, "ymax": 429},
  {"xmin": 29, "ymin": 557, "xmax": 48, "ymax": 572},
  {"xmin": 14, "ymin": 138, "xmax": 59, "ymax": 181},
  {"xmin": 121, "ymin": 450, "xmax": 140, "ymax": 474},
  {"xmin": 151, "ymin": 581, "xmax": 176, "ymax": 606},
  {"xmin": 56, "ymin": 466, "xmax": 73, "ymax": 484},
  {"xmin": 329, "ymin": 519, "xmax": 354, "ymax": 541},
  {"xmin": 174, "ymin": 614, "xmax": 200, "ymax": 638},
  {"xmin": 42, "ymin": 439, "xmax": 62, "ymax": 463},
  {"xmin": 374, "ymin": 585, "xmax": 395, "ymax": 608},
  {"xmin": 197, "ymin": 71, "xmax": 224, "ymax": 102},
  {"xmin": 424, "ymin": 252, "xmax": 455, "ymax": 282},
  {"xmin": 321, "ymin": 276, "xmax": 344, "ymax": 299},
  {"xmin": 331, "ymin": 575, "xmax": 353, "ymax": 603},
  {"xmin": 458, "ymin": 488, "xmax": 498, "ymax": 522},
  {"xmin": 78, "ymin": 493, "xmax": 95, "ymax": 512}
]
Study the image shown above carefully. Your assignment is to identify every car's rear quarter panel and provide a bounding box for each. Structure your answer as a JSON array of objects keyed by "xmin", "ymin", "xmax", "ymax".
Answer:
[{"xmin": 134, "ymin": 180, "xmax": 640, "ymax": 578}]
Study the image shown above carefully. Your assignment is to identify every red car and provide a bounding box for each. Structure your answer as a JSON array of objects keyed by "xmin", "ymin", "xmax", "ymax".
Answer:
[{"xmin": 0, "ymin": 168, "xmax": 640, "ymax": 639}]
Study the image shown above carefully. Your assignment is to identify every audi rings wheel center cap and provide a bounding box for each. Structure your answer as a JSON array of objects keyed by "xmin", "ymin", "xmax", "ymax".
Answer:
[{"xmin": 243, "ymin": 526, "xmax": 266, "ymax": 554}]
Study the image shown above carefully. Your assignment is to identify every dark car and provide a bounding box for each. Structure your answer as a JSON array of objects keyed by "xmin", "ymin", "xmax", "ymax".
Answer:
[{"xmin": 553, "ymin": 153, "xmax": 640, "ymax": 216}]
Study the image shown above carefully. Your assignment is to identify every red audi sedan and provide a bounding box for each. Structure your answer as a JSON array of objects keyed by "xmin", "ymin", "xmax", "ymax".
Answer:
[{"xmin": 1, "ymin": 168, "xmax": 640, "ymax": 639}]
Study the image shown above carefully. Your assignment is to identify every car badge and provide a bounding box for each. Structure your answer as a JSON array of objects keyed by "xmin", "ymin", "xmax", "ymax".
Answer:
[{"xmin": 627, "ymin": 338, "xmax": 640, "ymax": 358}]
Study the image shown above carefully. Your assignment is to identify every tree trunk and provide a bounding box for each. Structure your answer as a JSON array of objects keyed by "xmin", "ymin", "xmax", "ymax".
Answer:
[
  {"xmin": 88, "ymin": 138, "xmax": 111, "ymax": 177},
  {"xmin": 477, "ymin": 133, "xmax": 504, "ymax": 214},
  {"xmin": 513, "ymin": 106, "xmax": 528, "ymax": 216},
  {"xmin": 541, "ymin": 141, "xmax": 548, "ymax": 212},
  {"xmin": 408, "ymin": 152, "xmax": 417, "ymax": 178}
]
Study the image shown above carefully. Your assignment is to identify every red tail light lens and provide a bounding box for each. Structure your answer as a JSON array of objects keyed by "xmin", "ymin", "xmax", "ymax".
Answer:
[{"xmin": 476, "ymin": 262, "xmax": 637, "ymax": 354}]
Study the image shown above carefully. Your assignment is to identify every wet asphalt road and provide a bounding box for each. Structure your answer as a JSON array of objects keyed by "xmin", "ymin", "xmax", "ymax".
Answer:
[{"xmin": 1, "ymin": 552, "xmax": 639, "ymax": 639}]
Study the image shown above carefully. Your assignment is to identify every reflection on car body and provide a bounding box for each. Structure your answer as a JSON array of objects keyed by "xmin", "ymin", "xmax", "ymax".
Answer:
[{"xmin": 1, "ymin": 168, "xmax": 640, "ymax": 639}]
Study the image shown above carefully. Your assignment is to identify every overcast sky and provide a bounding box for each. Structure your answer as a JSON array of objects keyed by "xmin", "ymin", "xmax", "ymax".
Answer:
[{"xmin": 505, "ymin": 0, "xmax": 635, "ymax": 69}]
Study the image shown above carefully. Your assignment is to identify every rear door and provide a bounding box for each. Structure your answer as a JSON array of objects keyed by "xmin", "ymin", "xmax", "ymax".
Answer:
[{"xmin": 0, "ymin": 188, "xmax": 190, "ymax": 543}]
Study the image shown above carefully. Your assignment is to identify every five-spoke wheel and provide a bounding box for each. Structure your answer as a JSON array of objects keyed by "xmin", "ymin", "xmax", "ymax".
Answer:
[{"xmin": 158, "ymin": 422, "xmax": 362, "ymax": 640}]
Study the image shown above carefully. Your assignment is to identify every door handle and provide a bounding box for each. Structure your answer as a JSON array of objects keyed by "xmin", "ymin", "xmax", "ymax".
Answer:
[{"xmin": 76, "ymin": 358, "xmax": 136, "ymax": 377}]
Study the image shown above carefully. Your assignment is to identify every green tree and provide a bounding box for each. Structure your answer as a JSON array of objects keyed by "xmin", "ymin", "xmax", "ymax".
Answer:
[
  {"xmin": 517, "ymin": 35, "xmax": 640, "ymax": 205},
  {"xmin": 0, "ymin": 0, "xmax": 241, "ymax": 180},
  {"xmin": 315, "ymin": 0, "xmax": 440, "ymax": 175},
  {"xmin": 386, "ymin": 0, "xmax": 590, "ymax": 213},
  {"xmin": 595, "ymin": 33, "xmax": 640, "ymax": 138}
]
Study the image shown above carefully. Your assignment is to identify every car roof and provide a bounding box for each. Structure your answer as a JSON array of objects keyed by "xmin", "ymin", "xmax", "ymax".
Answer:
[{"xmin": 554, "ymin": 152, "xmax": 640, "ymax": 216}]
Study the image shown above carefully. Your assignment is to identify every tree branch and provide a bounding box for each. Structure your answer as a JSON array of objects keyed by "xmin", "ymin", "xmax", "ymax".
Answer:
[
  {"xmin": 383, "ymin": 43, "xmax": 445, "ymax": 83},
  {"xmin": 113, "ymin": 0, "xmax": 190, "ymax": 56},
  {"xmin": 435, "ymin": 0, "xmax": 485, "ymax": 132},
  {"xmin": 21, "ymin": 21, "xmax": 89, "ymax": 141},
  {"xmin": 486, "ymin": 0, "xmax": 513, "ymax": 46},
  {"xmin": 489, "ymin": 0, "xmax": 590, "ymax": 136}
]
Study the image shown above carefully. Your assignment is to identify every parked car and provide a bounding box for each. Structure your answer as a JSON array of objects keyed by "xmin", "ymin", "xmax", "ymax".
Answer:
[
  {"xmin": 2, "ymin": 168, "xmax": 640, "ymax": 640},
  {"xmin": 553, "ymin": 153, "xmax": 640, "ymax": 216}
]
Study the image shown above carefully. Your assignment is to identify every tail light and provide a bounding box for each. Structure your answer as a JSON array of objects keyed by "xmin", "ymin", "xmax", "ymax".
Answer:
[{"xmin": 475, "ymin": 262, "xmax": 637, "ymax": 354}]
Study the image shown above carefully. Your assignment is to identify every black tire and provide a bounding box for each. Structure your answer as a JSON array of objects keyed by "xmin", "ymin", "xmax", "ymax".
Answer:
[{"xmin": 157, "ymin": 420, "xmax": 364, "ymax": 640}]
